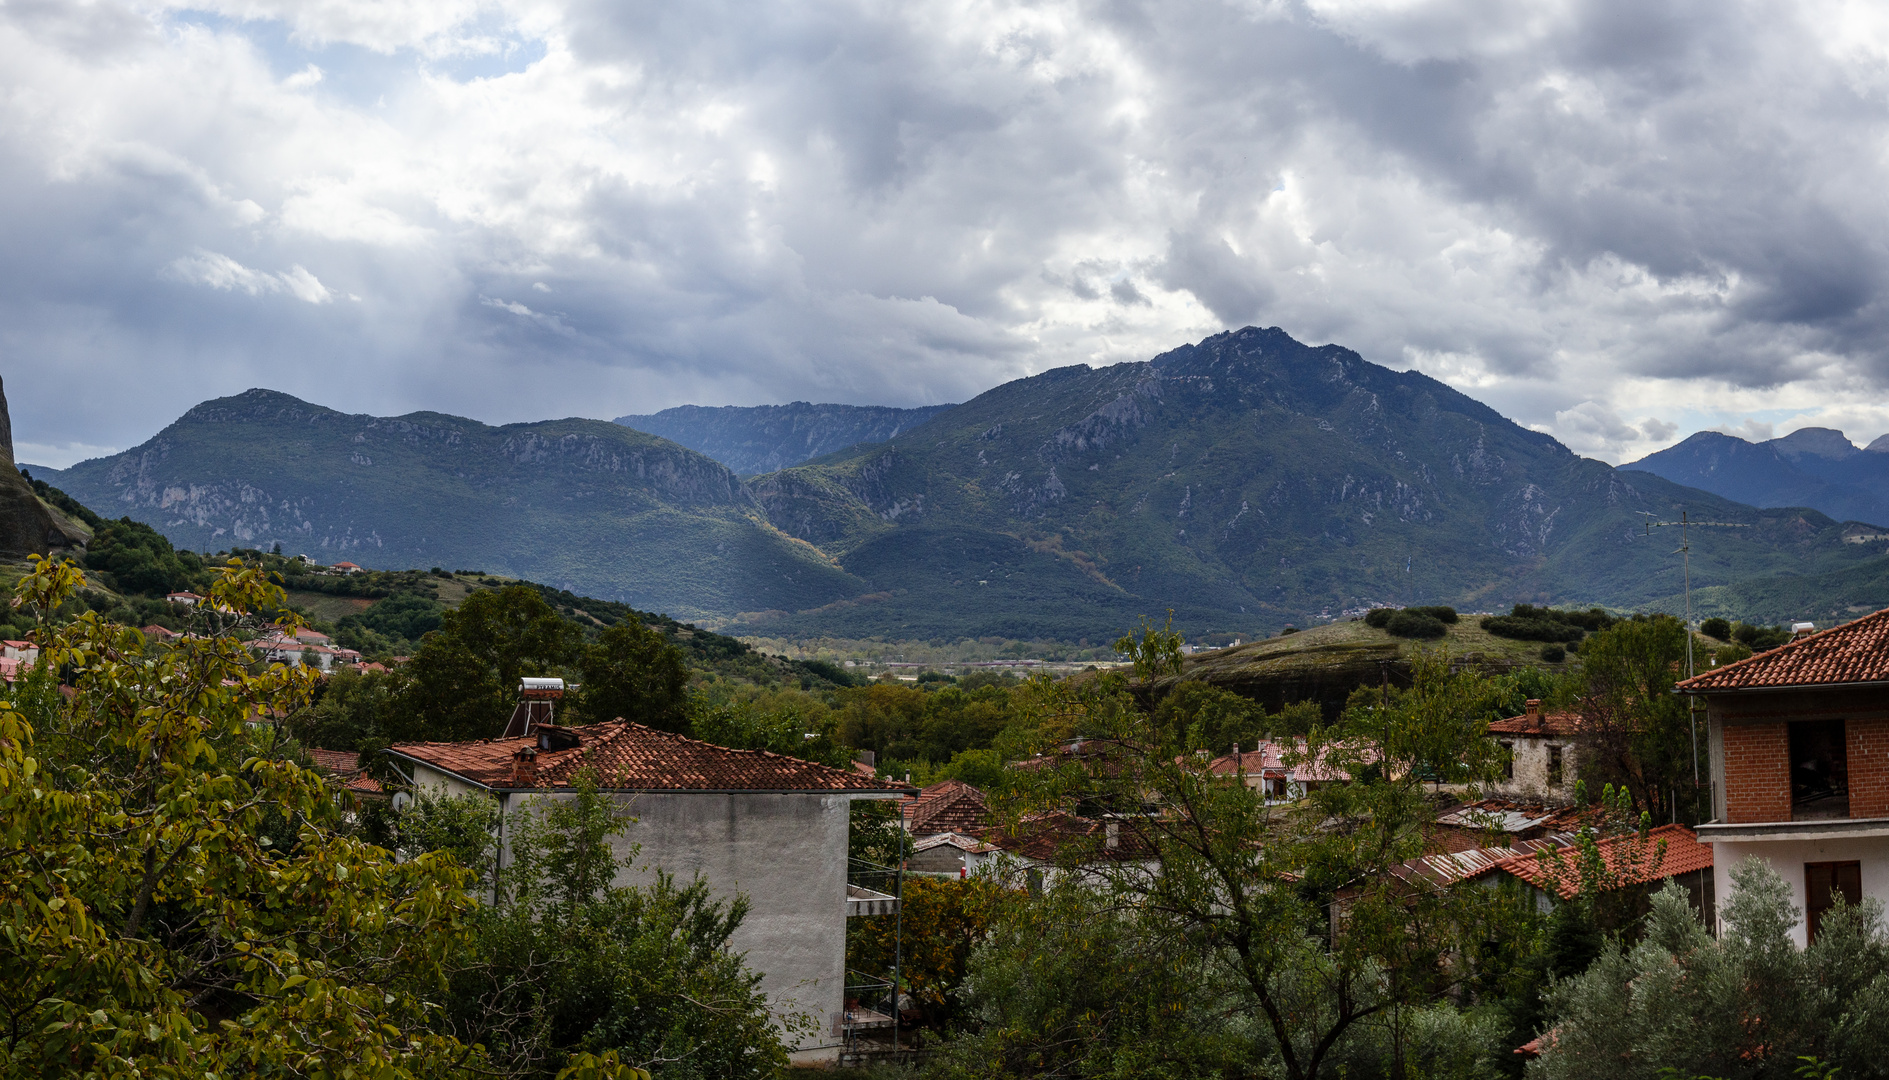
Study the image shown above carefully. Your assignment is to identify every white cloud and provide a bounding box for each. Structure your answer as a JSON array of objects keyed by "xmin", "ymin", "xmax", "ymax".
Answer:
[
  {"xmin": 0, "ymin": 0, "xmax": 1888, "ymax": 464},
  {"xmin": 164, "ymin": 250, "xmax": 334, "ymax": 303}
]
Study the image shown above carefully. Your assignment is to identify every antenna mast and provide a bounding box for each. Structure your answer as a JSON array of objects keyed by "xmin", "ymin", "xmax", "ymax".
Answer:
[{"xmin": 1640, "ymin": 510, "xmax": 1749, "ymax": 790}]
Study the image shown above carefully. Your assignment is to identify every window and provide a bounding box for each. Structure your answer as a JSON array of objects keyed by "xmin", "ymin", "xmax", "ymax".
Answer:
[
  {"xmin": 1789, "ymin": 719, "xmax": 1850, "ymax": 820},
  {"xmin": 1806, "ymin": 861, "xmax": 1862, "ymax": 942},
  {"xmin": 1547, "ymin": 744, "xmax": 1564, "ymax": 787},
  {"xmin": 1499, "ymin": 741, "xmax": 1514, "ymax": 781}
]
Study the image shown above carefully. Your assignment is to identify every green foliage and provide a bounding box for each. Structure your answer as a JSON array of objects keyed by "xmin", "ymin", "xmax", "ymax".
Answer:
[
  {"xmin": 1574, "ymin": 615, "xmax": 1698, "ymax": 822},
  {"xmin": 396, "ymin": 586, "xmax": 584, "ymax": 742},
  {"xmin": 847, "ymin": 876, "xmax": 1003, "ymax": 1023},
  {"xmin": 337, "ymin": 590, "xmax": 445, "ymax": 652},
  {"xmin": 0, "ymin": 556, "xmax": 489, "ymax": 1076},
  {"xmin": 1482, "ymin": 604, "xmax": 1616, "ymax": 644},
  {"xmin": 83, "ymin": 516, "xmax": 202, "ymax": 596},
  {"xmin": 1541, "ymin": 643, "xmax": 1567, "ymax": 662},
  {"xmin": 1732, "ymin": 620, "xmax": 1793, "ymax": 650},
  {"xmin": 1533, "ymin": 859, "xmax": 1889, "ymax": 1079},
  {"xmin": 1699, "ymin": 616, "xmax": 1732, "ymax": 641},
  {"xmin": 951, "ymin": 649, "xmax": 1529, "ymax": 1080},
  {"xmin": 1710, "ymin": 640, "xmax": 1754, "ymax": 667},
  {"xmin": 575, "ymin": 621, "xmax": 690, "ymax": 730},
  {"xmin": 1386, "ymin": 609, "xmax": 1449, "ymax": 638},
  {"xmin": 1113, "ymin": 612, "xmax": 1185, "ymax": 681},
  {"xmin": 365, "ymin": 787, "xmax": 503, "ymax": 891}
]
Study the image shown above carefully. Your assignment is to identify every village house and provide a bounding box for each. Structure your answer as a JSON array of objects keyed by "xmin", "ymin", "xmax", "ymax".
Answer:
[
  {"xmin": 1392, "ymin": 823, "xmax": 1713, "ymax": 918},
  {"xmin": 331, "ymin": 561, "xmax": 364, "ymax": 574},
  {"xmin": 384, "ymin": 691, "xmax": 914, "ymax": 1065},
  {"xmin": 1485, "ymin": 699, "xmax": 1583, "ymax": 801},
  {"xmin": 1205, "ymin": 740, "xmax": 1371, "ymax": 802},
  {"xmin": 1680, "ymin": 608, "xmax": 1889, "ymax": 945},
  {"xmin": 166, "ymin": 591, "xmax": 202, "ymax": 606}
]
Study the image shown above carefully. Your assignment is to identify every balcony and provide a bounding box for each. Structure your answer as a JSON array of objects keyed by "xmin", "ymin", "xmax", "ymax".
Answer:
[{"xmin": 845, "ymin": 884, "xmax": 899, "ymax": 917}]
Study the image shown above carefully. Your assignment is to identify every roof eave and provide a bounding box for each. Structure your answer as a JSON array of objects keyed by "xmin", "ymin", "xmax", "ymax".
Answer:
[
  {"xmin": 1675, "ymin": 678, "xmax": 1889, "ymax": 695},
  {"xmin": 382, "ymin": 749, "xmax": 914, "ymax": 797}
]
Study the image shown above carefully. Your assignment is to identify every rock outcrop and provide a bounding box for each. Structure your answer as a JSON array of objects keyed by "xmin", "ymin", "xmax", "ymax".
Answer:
[{"xmin": 0, "ymin": 378, "xmax": 90, "ymax": 556}]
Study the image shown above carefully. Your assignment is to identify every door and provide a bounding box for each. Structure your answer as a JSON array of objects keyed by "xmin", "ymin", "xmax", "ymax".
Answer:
[{"xmin": 1806, "ymin": 861, "xmax": 1862, "ymax": 942}]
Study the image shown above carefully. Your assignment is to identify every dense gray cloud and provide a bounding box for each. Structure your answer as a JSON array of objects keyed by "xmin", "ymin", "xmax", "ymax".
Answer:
[{"xmin": 3, "ymin": 0, "xmax": 1889, "ymax": 467}]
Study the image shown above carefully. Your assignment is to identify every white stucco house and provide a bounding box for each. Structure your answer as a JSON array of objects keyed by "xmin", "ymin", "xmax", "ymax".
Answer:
[
  {"xmin": 386, "ymin": 714, "xmax": 914, "ymax": 1063},
  {"xmin": 1681, "ymin": 608, "xmax": 1889, "ymax": 946}
]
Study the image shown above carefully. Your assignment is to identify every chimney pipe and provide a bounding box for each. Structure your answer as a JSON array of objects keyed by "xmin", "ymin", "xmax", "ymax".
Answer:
[
  {"xmin": 512, "ymin": 746, "xmax": 539, "ymax": 787},
  {"xmin": 1525, "ymin": 699, "xmax": 1541, "ymax": 728},
  {"xmin": 1106, "ymin": 821, "xmax": 1119, "ymax": 850}
]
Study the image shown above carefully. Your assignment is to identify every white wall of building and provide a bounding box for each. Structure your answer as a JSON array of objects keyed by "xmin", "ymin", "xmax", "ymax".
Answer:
[
  {"xmin": 1709, "ymin": 836, "xmax": 1889, "ymax": 949},
  {"xmin": 1487, "ymin": 734, "xmax": 1578, "ymax": 802},
  {"xmin": 402, "ymin": 762, "xmax": 862, "ymax": 1063}
]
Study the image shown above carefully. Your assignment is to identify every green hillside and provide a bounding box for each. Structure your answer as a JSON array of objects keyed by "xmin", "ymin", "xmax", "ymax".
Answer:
[
  {"xmin": 731, "ymin": 326, "xmax": 1878, "ymax": 639},
  {"xmin": 34, "ymin": 392, "xmax": 864, "ymax": 622}
]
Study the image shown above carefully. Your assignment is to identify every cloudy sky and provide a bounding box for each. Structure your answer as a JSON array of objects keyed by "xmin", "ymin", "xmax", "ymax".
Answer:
[{"xmin": 5, "ymin": 0, "xmax": 1889, "ymax": 468}]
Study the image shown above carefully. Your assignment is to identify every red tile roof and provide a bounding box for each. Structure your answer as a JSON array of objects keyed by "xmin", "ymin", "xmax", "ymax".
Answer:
[
  {"xmin": 1487, "ymin": 711, "xmax": 1585, "ymax": 736},
  {"xmin": 903, "ymin": 779, "xmax": 992, "ymax": 836},
  {"xmin": 390, "ymin": 720, "xmax": 916, "ymax": 793},
  {"xmin": 1677, "ymin": 608, "xmax": 1889, "ymax": 692},
  {"xmin": 306, "ymin": 748, "xmax": 362, "ymax": 774},
  {"xmin": 1497, "ymin": 824, "xmax": 1712, "ymax": 899},
  {"xmin": 979, "ymin": 811, "xmax": 1153, "ymax": 862}
]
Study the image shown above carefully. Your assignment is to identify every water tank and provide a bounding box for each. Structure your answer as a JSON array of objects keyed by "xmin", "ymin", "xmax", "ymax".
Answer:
[{"xmin": 519, "ymin": 677, "xmax": 565, "ymax": 698}]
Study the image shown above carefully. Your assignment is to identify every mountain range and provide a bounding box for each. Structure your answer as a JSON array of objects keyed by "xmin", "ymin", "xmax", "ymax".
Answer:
[
  {"xmin": 30, "ymin": 327, "xmax": 1889, "ymax": 640},
  {"xmin": 1621, "ymin": 428, "xmax": 1889, "ymax": 526},
  {"xmin": 615, "ymin": 402, "xmax": 956, "ymax": 475}
]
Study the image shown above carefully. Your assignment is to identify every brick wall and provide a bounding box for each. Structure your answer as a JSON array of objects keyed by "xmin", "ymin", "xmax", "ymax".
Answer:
[
  {"xmin": 1723, "ymin": 722, "xmax": 1790, "ymax": 823},
  {"xmin": 1849, "ymin": 717, "xmax": 1889, "ymax": 818}
]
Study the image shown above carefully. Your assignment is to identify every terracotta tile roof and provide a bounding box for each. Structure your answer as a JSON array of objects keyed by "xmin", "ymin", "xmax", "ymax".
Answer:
[
  {"xmin": 306, "ymin": 748, "xmax": 362, "ymax": 774},
  {"xmin": 1395, "ymin": 833, "xmax": 1578, "ymax": 888},
  {"xmin": 1677, "ymin": 608, "xmax": 1889, "ymax": 692},
  {"xmin": 903, "ymin": 779, "xmax": 992, "ymax": 836},
  {"xmin": 1497, "ymin": 824, "xmax": 1713, "ymax": 900},
  {"xmin": 1487, "ymin": 712, "xmax": 1585, "ymax": 736},
  {"xmin": 1206, "ymin": 740, "xmax": 1376, "ymax": 784},
  {"xmin": 389, "ymin": 720, "xmax": 916, "ymax": 793},
  {"xmin": 979, "ymin": 811, "xmax": 1154, "ymax": 862}
]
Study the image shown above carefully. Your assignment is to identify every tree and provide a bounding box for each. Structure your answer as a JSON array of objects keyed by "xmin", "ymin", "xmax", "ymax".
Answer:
[
  {"xmin": 1574, "ymin": 616, "xmax": 1697, "ymax": 822},
  {"xmin": 574, "ymin": 621, "xmax": 689, "ymax": 731},
  {"xmin": 955, "ymin": 649, "xmax": 1521, "ymax": 1080},
  {"xmin": 396, "ymin": 586, "xmax": 583, "ymax": 742},
  {"xmin": 0, "ymin": 556, "xmax": 487, "ymax": 1076},
  {"xmin": 1532, "ymin": 858, "xmax": 1889, "ymax": 1078}
]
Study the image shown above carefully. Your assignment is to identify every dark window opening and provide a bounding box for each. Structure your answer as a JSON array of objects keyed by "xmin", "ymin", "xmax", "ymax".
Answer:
[
  {"xmin": 1790, "ymin": 719, "xmax": 1849, "ymax": 820},
  {"xmin": 1547, "ymin": 744, "xmax": 1564, "ymax": 787},
  {"xmin": 1806, "ymin": 861, "xmax": 1862, "ymax": 941},
  {"xmin": 1499, "ymin": 741, "xmax": 1514, "ymax": 780}
]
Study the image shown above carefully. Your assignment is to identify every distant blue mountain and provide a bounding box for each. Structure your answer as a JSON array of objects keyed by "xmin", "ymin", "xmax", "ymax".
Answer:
[
  {"xmin": 615, "ymin": 402, "xmax": 958, "ymax": 475},
  {"xmin": 1621, "ymin": 427, "xmax": 1889, "ymax": 525}
]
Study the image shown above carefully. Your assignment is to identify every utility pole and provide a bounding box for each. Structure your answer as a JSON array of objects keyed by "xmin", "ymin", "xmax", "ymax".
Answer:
[{"xmin": 1640, "ymin": 510, "xmax": 1748, "ymax": 792}]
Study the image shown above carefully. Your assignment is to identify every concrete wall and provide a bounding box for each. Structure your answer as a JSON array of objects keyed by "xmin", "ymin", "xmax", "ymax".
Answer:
[
  {"xmin": 500, "ymin": 789, "xmax": 856, "ymax": 1064},
  {"xmin": 1711, "ymin": 836, "xmax": 1889, "ymax": 949},
  {"xmin": 1487, "ymin": 734, "xmax": 1578, "ymax": 802}
]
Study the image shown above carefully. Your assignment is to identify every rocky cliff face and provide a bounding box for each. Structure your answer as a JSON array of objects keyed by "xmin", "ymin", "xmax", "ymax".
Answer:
[{"xmin": 0, "ymin": 378, "xmax": 89, "ymax": 557}]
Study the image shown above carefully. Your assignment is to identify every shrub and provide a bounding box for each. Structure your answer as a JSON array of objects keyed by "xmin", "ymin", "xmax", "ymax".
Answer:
[
  {"xmin": 1540, "ymin": 643, "xmax": 1566, "ymax": 663},
  {"xmin": 1385, "ymin": 611, "xmax": 1448, "ymax": 639},
  {"xmin": 1699, "ymin": 617, "xmax": 1732, "ymax": 641},
  {"xmin": 1406, "ymin": 606, "xmax": 1459, "ymax": 624},
  {"xmin": 1364, "ymin": 608, "xmax": 1395, "ymax": 628},
  {"xmin": 1732, "ymin": 621, "xmax": 1792, "ymax": 650}
]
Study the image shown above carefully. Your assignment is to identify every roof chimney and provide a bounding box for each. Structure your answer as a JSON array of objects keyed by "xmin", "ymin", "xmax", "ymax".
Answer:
[
  {"xmin": 512, "ymin": 746, "xmax": 539, "ymax": 787},
  {"xmin": 1525, "ymin": 699, "xmax": 1541, "ymax": 727}
]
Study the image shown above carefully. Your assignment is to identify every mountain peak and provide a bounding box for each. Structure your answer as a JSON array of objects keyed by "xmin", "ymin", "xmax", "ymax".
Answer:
[{"xmin": 1771, "ymin": 426, "xmax": 1858, "ymax": 461}]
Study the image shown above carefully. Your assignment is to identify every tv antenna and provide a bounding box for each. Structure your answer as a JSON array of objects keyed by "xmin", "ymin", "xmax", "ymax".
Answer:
[{"xmin": 1640, "ymin": 510, "xmax": 1748, "ymax": 788}]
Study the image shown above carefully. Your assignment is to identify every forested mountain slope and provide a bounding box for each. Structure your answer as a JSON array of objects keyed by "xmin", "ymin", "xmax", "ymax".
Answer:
[
  {"xmin": 732, "ymin": 326, "xmax": 1881, "ymax": 637},
  {"xmin": 616, "ymin": 402, "xmax": 957, "ymax": 475},
  {"xmin": 33, "ymin": 391, "xmax": 864, "ymax": 621},
  {"xmin": 32, "ymin": 328, "xmax": 1887, "ymax": 640}
]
